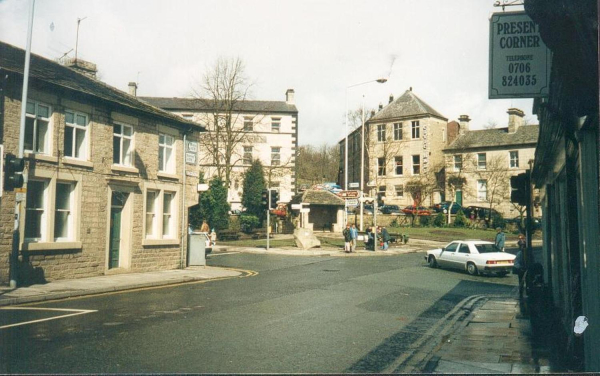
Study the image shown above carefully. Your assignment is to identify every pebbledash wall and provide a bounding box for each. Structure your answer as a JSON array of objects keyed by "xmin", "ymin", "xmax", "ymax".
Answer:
[{"xmin": 0, "ymin": 41, "xmax": 202, "ymax": 284}]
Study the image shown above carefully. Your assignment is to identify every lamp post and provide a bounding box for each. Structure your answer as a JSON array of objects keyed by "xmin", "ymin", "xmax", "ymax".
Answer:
[{"xmin": 344, "ymin": 78, "xmax": 387, "ymax": 230}]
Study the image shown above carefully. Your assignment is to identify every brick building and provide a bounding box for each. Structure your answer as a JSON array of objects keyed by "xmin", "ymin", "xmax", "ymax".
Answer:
[
  {"xmin": 0, "ymin": 41, "xmax": 204, "ymax": 284},
  {"xmin": 141, "ymin": 91, "xmax": 298, "ymax": 211}
]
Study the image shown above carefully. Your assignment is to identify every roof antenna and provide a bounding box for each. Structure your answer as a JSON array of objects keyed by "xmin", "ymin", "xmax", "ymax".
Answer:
[{"xmin": 75, "ymin": 16, "xmax": 87, "ymax": 61}]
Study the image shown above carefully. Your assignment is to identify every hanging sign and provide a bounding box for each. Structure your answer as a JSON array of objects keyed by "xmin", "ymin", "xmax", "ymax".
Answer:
[{"xmin": 489, "ymin": 11, "xmax": 551, "ymax": 99}]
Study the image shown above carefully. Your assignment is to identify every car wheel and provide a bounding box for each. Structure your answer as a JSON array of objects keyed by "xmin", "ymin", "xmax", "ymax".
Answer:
[
  {"xmin": 467, "ymin": 262, "xmax": 478, "ymax": 276},
  {"xmin": 428, "ymin": 255, "xmax": 438, "ymax": 268},
  {"xmin": 443, "ymin": 209, "xmax": 448, "ymax": 214}
]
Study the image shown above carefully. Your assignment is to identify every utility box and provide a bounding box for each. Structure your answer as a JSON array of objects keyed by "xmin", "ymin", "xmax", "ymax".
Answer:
[{"xmin": 188, "ymin": 233, "xmax": 206, "ymax": 266}]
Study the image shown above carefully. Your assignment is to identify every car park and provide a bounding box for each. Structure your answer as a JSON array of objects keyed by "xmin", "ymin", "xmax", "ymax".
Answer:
[
  {"xmin": 380, "ymin": 205, "xmax": 402, "ymax": 215},
  {"xmin": 433, "ymin": 201, "xmax": 463, "ymax": 214},
  {"xmin": 402, "ymin": 205, "xmax": 431, "ymax": 216},
  {"xmin": 425, "ymin": 240, "xmax": 515, "ymax": 276}
]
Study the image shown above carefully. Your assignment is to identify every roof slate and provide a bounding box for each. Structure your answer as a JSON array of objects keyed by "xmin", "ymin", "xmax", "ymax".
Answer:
[
  {"xmin": 0, "ymin": 41, "xmax": 201, "ymax": 130},
  {"xmin": 369, "ymin": 90, "xmax": 447, "ymax": 122},
  {"xmin": 139, "ymin": 96, "xmax": 298, "ymax": 114},
  {"xmin": 290, "ymin": 190, "xmax": 345, "ymax": 206},
  {"xmin": 444, "ymin": 124, "xmax": 539, "ymax": 151}
]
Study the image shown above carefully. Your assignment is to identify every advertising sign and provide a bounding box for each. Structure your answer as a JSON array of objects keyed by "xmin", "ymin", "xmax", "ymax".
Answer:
[
  {"xmin": 489, "ymin": 11, "xmax": 551, "ymax": 98},
  {"xmin": 185, "ymin": 141, "xmax": 198, "ymax": 165}
]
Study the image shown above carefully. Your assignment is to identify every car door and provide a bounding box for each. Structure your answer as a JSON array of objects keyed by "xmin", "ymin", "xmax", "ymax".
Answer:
[
  {"xmin": 454, "ymin": 243, "xmax": 473, "ymax": 270},
  {"xmin": 438, "ymin": 242, "xmax": 459, "ymax": 268}
]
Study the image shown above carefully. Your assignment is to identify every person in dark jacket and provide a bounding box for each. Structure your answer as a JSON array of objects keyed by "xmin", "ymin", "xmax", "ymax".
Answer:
[
  {"xmin": 343, "ymin": 224, "xmax": 352, "ymax": 253},
  {"xmin": 514, "ymin": 234, "xmax": 527, "ymax": 297},
  {"xmin": 381, "ymin": 227, "xmax": 390, "ymax": 250}
]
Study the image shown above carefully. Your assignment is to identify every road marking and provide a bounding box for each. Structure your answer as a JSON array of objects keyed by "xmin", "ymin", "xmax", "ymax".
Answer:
[{"xmin": 0, "ymin": 307, "xmax": 97, "ymax": 330}]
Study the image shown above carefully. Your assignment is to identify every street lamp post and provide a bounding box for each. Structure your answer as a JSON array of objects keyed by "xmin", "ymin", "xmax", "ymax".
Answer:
[{"xmin": 344, "ymin": 78, "xmax": 387, "ymax": 230}]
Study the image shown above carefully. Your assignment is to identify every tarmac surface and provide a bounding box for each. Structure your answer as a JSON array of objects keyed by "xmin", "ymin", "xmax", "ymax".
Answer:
[{"xmin": 0, "ymin": 238, "xmax": 558, "ymax": 374}]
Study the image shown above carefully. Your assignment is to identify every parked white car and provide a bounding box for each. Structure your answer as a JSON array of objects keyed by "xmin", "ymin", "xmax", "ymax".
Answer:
[{"xmin": 425, "ymin": 240, "xmax": 515, "ymax": 276}]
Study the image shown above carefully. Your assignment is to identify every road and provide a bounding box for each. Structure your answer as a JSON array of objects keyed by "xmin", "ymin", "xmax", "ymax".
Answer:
[{"xmin": 0, "ymin": 252, "xmax": 518, "ymax": 373}]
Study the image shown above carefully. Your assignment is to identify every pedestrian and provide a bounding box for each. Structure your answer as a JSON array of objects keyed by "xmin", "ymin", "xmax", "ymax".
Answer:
[
  {"xmin": 343, "ymin": 224, "xmax": 352, "ymax": 253},
  {"xmin": 514, "ymin": 234, "xmax": 527, "ymax": 297},
  {"xmin": 350, "ymin": 224, "xmax": 358, "ymax": 252},
  {"xmin": 495, "ymin": 227, "xmax": 506, "ymax": 252},
  {"xmin": 200, "ymin": 220, "xmax": 210, "ymax": 233},
  {"xmin": 381, "ymin": 226, "xmax": 390, "ymax": 251},
  {"xmin": 365, "ymin": 227, "xmax": 374, "ymax": 251},
  {"xmin": 210, "ymin": 228, "xmax": 217, "ymax": 246}
]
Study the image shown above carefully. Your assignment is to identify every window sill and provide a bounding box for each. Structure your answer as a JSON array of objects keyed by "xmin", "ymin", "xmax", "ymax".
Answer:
[
  {"xmin": 157, "ymin": 171, "xmax": 179, "ymax": 180},
  {"xmin": 142, "ymin": 238, "xmax": 179, "ymax": 247},
  {"xmin": 63, "ymin": 157, "xmax": 94, "ymax": 168},
  {"xmin": 111, "ymin": 164, "xmax": 139, "ymax": 174},
  {"xmin": 25, "ymin": 152, "xmax": 59, "ymax": 164},
  {"xmin": 22, "ymin": 241, "xmax": 82, "ymax": 251}
]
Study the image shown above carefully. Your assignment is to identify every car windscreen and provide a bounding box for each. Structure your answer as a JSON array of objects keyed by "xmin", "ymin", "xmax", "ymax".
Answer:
[{"xmin": 474, "ymin": 244, "xmax": 501, "ymax": 253}]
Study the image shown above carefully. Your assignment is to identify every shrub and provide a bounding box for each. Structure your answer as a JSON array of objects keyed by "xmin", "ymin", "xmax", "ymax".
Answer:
[
  {"xmin": 419, "ymin": 215, "xmax": 431, "ymax": 227},
  {"xmin": 453, "ymin": 209, "xmax": 468, "ymax": 228},
  {"xmin": 240, "ymin": 214, "xmax": 260, "ymax": 233},
  {"xmin": 390, "ymin": 218, "xmax": 399, "ymax": 227},
  {"xmin": 433, "ymin": 212, "xmax": 445, "ymax": 227}
]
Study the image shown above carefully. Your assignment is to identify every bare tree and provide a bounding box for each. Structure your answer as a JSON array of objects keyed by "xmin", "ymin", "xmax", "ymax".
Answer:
[
  {"xmin": 297, "ymin": 144, "xmax": 339, "ymax": 186},
  {"xmin": 192, "ymin": 57, "xmax": 264, "ymax": 185},
  {"xmin": 468, "ymin": 153, "xmax": 511, "ymax": 221}
]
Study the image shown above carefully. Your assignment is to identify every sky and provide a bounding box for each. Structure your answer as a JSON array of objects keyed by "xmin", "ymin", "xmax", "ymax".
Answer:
[{"xmin": 0, "ymin": 0, "xmax": 537, "ymax": 147}]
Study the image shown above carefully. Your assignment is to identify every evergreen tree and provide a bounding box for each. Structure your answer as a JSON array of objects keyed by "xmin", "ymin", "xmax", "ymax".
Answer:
[
  {"xmin": 190, "ymin": 177, "xmax": 230, "ymax": 231},
  {"xmin": 241, "ymin": 159, "xmax": 267, "ymax": 219}
]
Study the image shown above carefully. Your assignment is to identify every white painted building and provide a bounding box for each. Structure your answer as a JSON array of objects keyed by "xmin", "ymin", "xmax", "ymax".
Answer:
[{"xmin": 141, "ymin": 90, "xmax": 298, "ymax": 210}]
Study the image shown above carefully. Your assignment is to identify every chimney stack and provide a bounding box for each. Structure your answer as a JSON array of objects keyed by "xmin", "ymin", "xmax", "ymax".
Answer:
[
  {"xmin": 128, "ymin": 82, "xmax": 138, "ymax": 97},
  {"xmin": 458, "ymin": 115, "xmax": 471, "ymax": 135},
  {"xmin": 285, "ymin": 89, "xmax": 295, "ymax": 105},
  {"xmin": 378, "ymin": 103, "xmax": 383, "ymax": 111},
  {"xmin": 389, "ymin": 94, "xmax": 394, "ymax": 104},
  {"xmin": 64, "ymin": 58, "xmax": 97, "ymax": 79},
  {"xmin": 507, "ymin": 108, "xmax": 524, "ymax": 133}
]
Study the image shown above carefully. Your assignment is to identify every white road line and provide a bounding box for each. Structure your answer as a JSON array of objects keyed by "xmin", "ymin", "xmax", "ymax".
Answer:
[{"xmin": 0, "ymin": 307, "xmax": 97, "ymax": 330}]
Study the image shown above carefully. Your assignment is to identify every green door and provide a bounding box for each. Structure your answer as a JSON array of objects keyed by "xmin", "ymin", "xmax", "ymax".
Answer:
[
  {"xmin": 109, "ymin": 192, "xmax": 125, "ymax": 269},
  {"xmin": 456, "ymin": 190, "xmax": 463, "ymax": 206}
]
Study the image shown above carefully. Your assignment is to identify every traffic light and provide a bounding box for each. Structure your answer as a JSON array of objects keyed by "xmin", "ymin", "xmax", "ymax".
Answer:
[
  {"xmin": 510, "ymin": 172, "xmax": 530, "ymax": 206},
  {"xmin": 261, "ymin": 189, "xmax": 269, "ymax": 210},
  {"xmin": 270, "ymin": 189, "xmax": 279, "ymax": 210},
  {"xmin": 3, "ymin": 153, "xmax": 25, "ymax": 191}
]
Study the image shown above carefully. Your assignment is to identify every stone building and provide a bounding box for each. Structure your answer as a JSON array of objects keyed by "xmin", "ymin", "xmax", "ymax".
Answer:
[
  {"xmin": 524, "ymin": 0, "xmax": 599, "ymax": 370},
  {"xmin": 443, "ymin": 108, "xmax": 539, "ymax": 218},
  {"xmin": 340, "ymin": 89, "xmax": 449, "ymax": 207},
  {"xmin": 140, "ymin": 91, "xmax": 298, "ymax": 211},
  {"xmin": 0, "ymin": 41, "xmax": 203, "ymax": 284}
]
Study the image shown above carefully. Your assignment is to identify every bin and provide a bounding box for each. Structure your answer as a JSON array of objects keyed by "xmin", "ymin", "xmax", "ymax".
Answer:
[{"xmin": 188, "ymin": 233, "xmax": 207, "ymax": 266}]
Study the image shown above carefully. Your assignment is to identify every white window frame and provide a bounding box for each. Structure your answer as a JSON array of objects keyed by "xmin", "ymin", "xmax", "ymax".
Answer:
[
  {"xmin": 113, "ymin": 123, "xmax": 134, "ymax": 166},
  {"xmin": 395, "ymin": 156, "xmax": 403, "ymax": 175},
  {"xmin": 477, "ymin": 179, "xmax": 488, "ymax": 201},
  {"xmin": 64, "ymin": 109, "xmax": 89, "ymax": 160},
  {"xmin": 158, "ymin": 133, "xmax": 175, "ymax": 173},
  {"xmin": 243, "ymin": 117, "xmax": 254, "ymax": 132},
  {"xmin": 411, "ymin": 121, "xmax": 420, "ymax": 139},
  {"xmin": 271, "ymin": 118, "xmax": 281, "ymax": 133},
  {"xmin": 24, "ymin": 100, "xmax": 52, "ymax": 154},
  {"xmin": 271, "ymin": 147, "xmax": 281, "ymax": 166},
  {"xmin": 453, "ymin": 155, "xmax": 463, "ymax": 172},
  {"xmin": 477, "ymin": 153, "xmax": 487, "ymax": 170},
  {"xmin": 509, "ymin": 150, "xmax": 519, "ymax": 168},
  {"xmin": 377, "ymin": 157, "xmax": 386, "ymax": 176},
  {"xmin": 412, "ymin": 154, "xmax": 421, "ymax": 175},
  {"xmin": 22, "ymin": 172, "xmax": 82, "ymax": 250},
  {"xmin": 377, "ymin": 124, "xmax": 386, "ymax": 142},
  {"xmin": 25, "ymin": 180, "xmax": 48, "ymax": 241},
  {"xmin": 395, "ymin": 185, "xmax": 404, "ymax": 198},
  {"xmin": 143, "ymin": 187, "xmax": 178, "ymax": 242},
  {"xmin": 243, "ymin": 146, "xmax": 253, "ymax": 165},
  {"xmin": 393, "ymin": 123, "xmax": 403, "ymax": 140}
]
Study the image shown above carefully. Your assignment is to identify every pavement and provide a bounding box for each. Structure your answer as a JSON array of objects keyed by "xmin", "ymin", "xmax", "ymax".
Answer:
[{"xmin": 0, "ymin": 239, "xmax": 557, "ymax": 374}]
